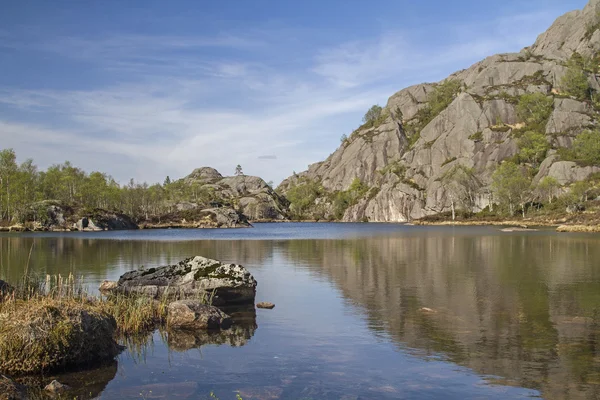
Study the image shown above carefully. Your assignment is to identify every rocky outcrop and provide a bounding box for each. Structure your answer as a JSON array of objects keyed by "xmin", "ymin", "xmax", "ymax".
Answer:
[
  {"xmin": 114, "ymin": 256, "xmax": 257, "ymax": 305},
  {"xmin": 177, "ymin": 169, "xmax": 289, "ymax": 221},
  {"xmin": 73, "ymin": 211, "xmax": 138, "ymax": 231},
  {"xmin": 278, "ymin": 0, "xmax": 600, "ymax": 222},
  {"xmin": 0, "ymin": 302, "xmax": 120, "ymax": 376},
  {"xmin": 142, "ymin": 206, "xmax": 250, "ymax": 229},
  {"xmin": 21, "ymin": 201, "xmax": 138, "ymax": 231},
  {"xmin": 167, "ymin": 301, "xmax": 232, "ymax": 330}
]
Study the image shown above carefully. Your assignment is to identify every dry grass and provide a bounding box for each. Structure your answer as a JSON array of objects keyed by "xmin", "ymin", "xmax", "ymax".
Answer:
[
  {"xmin": 0, "ymin": 274, "xmax": 189, "ymax": 376},
  {"xmin": 0, "ymin": 295, "xmax": 119, "ymax": 376}
]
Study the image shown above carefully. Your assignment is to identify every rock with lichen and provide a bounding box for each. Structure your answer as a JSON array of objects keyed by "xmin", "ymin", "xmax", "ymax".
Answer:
[{"xmin": 114, "ymin": 256, "xmax": 257, "ymax": 305}]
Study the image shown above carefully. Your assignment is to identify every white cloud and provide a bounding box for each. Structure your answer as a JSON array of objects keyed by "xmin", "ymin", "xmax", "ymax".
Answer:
[{"xmin": 0, "ymin": 7, "xmax": 574, "ymax": 185}]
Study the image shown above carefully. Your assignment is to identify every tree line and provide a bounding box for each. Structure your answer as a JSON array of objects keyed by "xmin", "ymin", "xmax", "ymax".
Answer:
[{"xmin": 0, "ymin": 149, "xmax": 223, "ymax": 224}]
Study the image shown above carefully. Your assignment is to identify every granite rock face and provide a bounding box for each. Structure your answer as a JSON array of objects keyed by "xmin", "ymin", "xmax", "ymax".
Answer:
[{"xmin": 278, "ymin": 0, "xmax": 600, "ymax": 221}]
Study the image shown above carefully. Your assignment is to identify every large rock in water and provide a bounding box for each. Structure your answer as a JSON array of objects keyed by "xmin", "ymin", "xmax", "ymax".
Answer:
[{"xmin": 115, "ymin": 256, "xmax": 257, "ymax": 305}]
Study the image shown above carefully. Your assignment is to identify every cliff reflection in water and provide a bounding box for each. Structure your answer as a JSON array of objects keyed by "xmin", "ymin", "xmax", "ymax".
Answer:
[
  {"xmin": 283, "ymin": 232, "xmax": 600, "ymax": 399},
  {"xmin": 3, "ymin": 228, "xmax": 600, "ymax": 399}
]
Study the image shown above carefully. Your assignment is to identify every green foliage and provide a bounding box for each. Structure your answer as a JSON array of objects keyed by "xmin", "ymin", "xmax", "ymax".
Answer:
[
  {"xmin": 516, "ymin": 93, "xmax": 554, "ymax": 128},
  {"xmin": 234, "ymin": 165, "xmax": 243, "ymax": 176},
  {"xmin": 363, "ymin": 105, "xmax": 383, "ymax": 124},
  {"xmin": 584, "ymin": 13, "xmax": 600, "ymax": 40},
  {"xmin": 332, "ymin": 178, "xmax": 369, "ymax": 219},
  {"xmin": 560, "ymin": 129, "xmax": 600, "ymax": 166},
  {"xmin": 0, "ymin": 148, "xmax": 258, "ymax": 224},
  {"xmin": 404, "ymin": 79, "xmax": 462, "ymax": 148},
  {"xmin": 359, "ymin": 108, "xmax": 389, "ymax": 130},
  {"xmin": 560, "ymin": 66, "xmax": 590, "ymax": 100},
  {"xmin": 340, "ymin": 133, "xmax": 348, "ymax": 144},
  {"xmin": 491, "ymin": 161, "xmax": 533, "ymax": 216},
  {"xmin": 535, "ymin": 176, "xmax": 560, "ymax": 204},
  {"xmin": 573, "ymin": 129, "xmax": 600, "ymax": 165},
  {"xmin": 440, "ymin": 165, "xmax": 482, "ymax": 216},
  {"xmin": 378, "ymin": 160, "xmax": 406, "ymax": 177},
  {"xmin": 429, "ymin": 80, "xmax": 462, "ymax": 116},
  {"xmin": 286, "ymin": 178, "xmax": 324, "ymax": 219},
  {"xmin": 468, "ymin": 131, "xmax": 483, "ymax": 142},
  {"xmin": 518, "ymin": 131, "xmax": 550, "ymax": 166}
]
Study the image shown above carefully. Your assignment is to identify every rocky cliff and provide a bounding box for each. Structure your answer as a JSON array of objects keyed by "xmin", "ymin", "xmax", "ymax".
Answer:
[{"xmin": 278, "ymin": 0, "xmax": 600, "ymax": 222}]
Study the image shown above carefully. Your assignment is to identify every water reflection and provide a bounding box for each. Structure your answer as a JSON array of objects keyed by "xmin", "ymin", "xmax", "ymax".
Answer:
[
  {"xmin": 282, "ymin": 233, "xmax": 600, "ymax": 399},
  {"xmin": 2, "ymin": 227, "xmax": 600, "ymax": 399}
]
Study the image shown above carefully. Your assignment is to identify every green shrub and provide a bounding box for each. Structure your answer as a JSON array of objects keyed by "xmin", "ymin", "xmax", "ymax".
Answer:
[
  {"xmin": 469, "ymin": 131, "xmax": 483, "ymax": 141},
  {"xmin": 516, "ymin": 93, "xmax": 554, "ymax": 128},
  {"xmin": 561, "ymin": 67, "xmax": 590, "ymax": 100},
  {"xmin": 572, "ymin": 129, "xmax": 600, "ymax": 165},
  {"xmin": 518, "ymin": 131, "xmax": 550, "ymax": 166}
]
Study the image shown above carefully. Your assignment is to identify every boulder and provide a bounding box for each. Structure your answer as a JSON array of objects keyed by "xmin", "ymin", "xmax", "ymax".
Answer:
[
  {"xmin": 115, "ymin": 256, "xmax": 257, "ymax": 305},
  {"xmin": 256, "ymin": 302, "xmax": 275, "ymax": 309},
  {"xmin": 167, "ymin": 300, "xmax": 232, "ymax": 330},
  {"xmin": 0, "ymin": 374, "xmax": 26, "ymax": 400},
  {"xmin": 0, "ymin": 301, "xmax": 120, "ymax": 375},
  {"xmin": 202, "ymin": 207, "xmax": 250, "ymax": 228},
  {"xmin": 74, "ymin": 217, "xmax": 102, "ymax": 232}
]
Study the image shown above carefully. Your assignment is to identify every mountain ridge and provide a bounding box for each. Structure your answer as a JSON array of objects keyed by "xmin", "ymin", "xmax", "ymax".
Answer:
[{"xmin": 277, "ymin": 0, "xmax": 600, "ymax": 222}]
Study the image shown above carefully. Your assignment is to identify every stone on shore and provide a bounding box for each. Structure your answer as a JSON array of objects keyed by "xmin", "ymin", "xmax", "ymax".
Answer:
[
  {"xmin": 99, "ymin": 280, "xmax": 118, "ymax": 292},
  {"xmin": 167, "ymin": 300, "xmax": 232, "ymax": 330},
  {"xmin": 256, "ymin": 302, "xmax": 275, "ymax": 309},
  {"xmin": 115, "ymin": 256, "xmax": 257, "ymax": 305}
]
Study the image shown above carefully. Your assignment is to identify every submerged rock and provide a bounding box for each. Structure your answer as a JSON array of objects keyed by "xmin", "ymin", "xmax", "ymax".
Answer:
[
  {"xmin": 115, "ymin": 256, "xmax": 257, "ymax": 305},
  {"xmin": 0, "ymin": 374, "xmax": 26, "ymax": 400},
  {"xmin": 44, "ymin": 380, "xmax": 71, "ymax": 393},
  {"xmin": 167, "ymin": 300, "xmax": 232, "ymax": 330},
  {"xmin": 0, "ymin": 301, "xmax": 120, "ymax": 376}
]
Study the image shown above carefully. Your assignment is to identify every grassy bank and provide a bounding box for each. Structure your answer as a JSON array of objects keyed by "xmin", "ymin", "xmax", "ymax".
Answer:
[{"xmin": 0, "ymin": 273, "xmax": 212, "ymax": 376}]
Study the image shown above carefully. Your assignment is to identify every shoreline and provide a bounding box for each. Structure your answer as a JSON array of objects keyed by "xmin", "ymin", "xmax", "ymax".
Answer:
[{"xmin": 2, "ymin": 219, "xmax": 600, "ymax": 233}]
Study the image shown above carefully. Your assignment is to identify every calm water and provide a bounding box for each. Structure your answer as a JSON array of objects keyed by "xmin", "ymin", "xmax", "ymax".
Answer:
[{"xmin": 1, "ymin": 223, "xmax": 600, "ymax": 399}]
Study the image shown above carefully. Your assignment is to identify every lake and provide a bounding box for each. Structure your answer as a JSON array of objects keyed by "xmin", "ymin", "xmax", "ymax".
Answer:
[{"xmin": 1, "ymin": 223, "xmax": 599, "ymax": 399}]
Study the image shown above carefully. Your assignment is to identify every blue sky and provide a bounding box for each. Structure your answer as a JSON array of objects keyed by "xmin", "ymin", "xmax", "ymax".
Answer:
[{"xmin": 0, "ymin": 0, "xmax": 588, "ymax": 185}]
